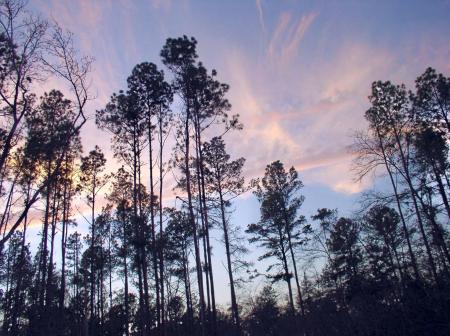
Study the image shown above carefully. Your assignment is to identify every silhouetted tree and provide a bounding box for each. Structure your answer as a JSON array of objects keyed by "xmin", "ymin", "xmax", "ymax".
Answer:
[
  {"xmin": 245, "ymin": 286, "xmax": 280, "ymax": 336},
  {"xmin": 203, "ymin": 136, "xmax": 246, "ymax": 334},
  {"xmin": 97, "ymin": 87, "xmax": 150, "ymax": 334},
  {"xmin": 251, "ymin": 161, "xmax": 306, "ymax": 314},
  {"xmin": 79, "ymin": 145, "xmax": 107, "ymax": 331},
  {"xmin": 127, "ymin": 62, "xmax": 173, "ymax": 333},
  {"xmin": 161, "ymin": 36, "xmax": 208, "ymax": 334}
]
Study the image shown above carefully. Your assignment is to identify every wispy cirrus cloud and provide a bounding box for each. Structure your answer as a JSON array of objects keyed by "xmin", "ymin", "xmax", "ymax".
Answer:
[
  {"xmin": 150, "ymin": 0, "xmax": 172, "ymax": 10},
  {"xmin": 282, "ymin": 12, "xmax": 317, "ymax": 61},
  {"xmin": 29, "ymin": 0, "xmax": 450, "ymax": 200},
  {"xmin": 268, "ymin": 12, "xmax": 317, "ymax": 65},
  {"xmin": 255, "ymin": 0, "xmax": 266, "ymax": 33},
  {"xmin": 225, "ymin": 30, "xmax": 393, "ymax": 194}
]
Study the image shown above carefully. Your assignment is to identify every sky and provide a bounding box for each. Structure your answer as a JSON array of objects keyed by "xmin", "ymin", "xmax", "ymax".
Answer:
[{"xmin": 26, "ymin": 0, "xmax": 450, "ymax": 305}]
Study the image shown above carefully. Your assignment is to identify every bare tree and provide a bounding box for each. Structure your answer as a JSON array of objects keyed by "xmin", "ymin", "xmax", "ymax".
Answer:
[{"xmin": 0, "ymin": 1, "xmax": 92, "ymax": 250}]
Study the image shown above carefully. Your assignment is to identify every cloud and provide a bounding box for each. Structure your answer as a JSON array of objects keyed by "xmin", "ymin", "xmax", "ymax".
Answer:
[
  {"xmin": 30, "ymin": 0, "xmax": 450, "ymax": 202},
  {"xmin": 282, "ymin": 13, "xmax": 317, "ymax": 61},
  {"xmin": 150, "ymin": 0, "xmax": 172, "ymax": 10},
  {"xmin": 45, "ymin": 1, "xmax": 389, "ymax": 200},
  {"xmin": 268, "ymin": 12, "xmax": 317, "ymax": 65},
  {"xmin": 317, "ymin": 44, "xmax": 392, "ymax": 103},
  {"xmin": 223, "ymin": 32, "xmax": 396, "ymax": 196},
  {"xmin": 268, "ymin": 12, "xmax": 291, "ymax": 59},
  {"xmin": 256, "ymin": 0, "xmax": 266, "ymax": 33},
  {"xmin": 301, "ymin": 156, "xmax": 371, "ymax": 194}
]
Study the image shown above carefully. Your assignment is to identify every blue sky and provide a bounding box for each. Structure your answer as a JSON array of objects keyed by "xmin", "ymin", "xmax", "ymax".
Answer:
[{"xmin": 27, "ymin": 0, "xmax": 450, "ymax": 305}]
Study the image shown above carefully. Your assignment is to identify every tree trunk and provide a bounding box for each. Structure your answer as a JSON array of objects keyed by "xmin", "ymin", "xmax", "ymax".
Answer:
[
  {"xmin": 184, "ymin": 108, "xmax": 206, "ymax": 335},
  {"xmin": 137, "ymin": 145, "xmax": 151, "ymax": 335},
  {"xmin": 375, "ymin": 128, "xmax": 420, "ymax": 280},
  {"xmin": 281, "ymin": 202, "xmax": 305, "ymax": 316},
  {"xmin": 195, "ymin": 121, "xmax": 217, "ymax": 333},
  {"xmin": 158, "ymin": 112, "xmax": 166, "ymax": 336},
  {"xmin": 123, "ymin": 221, "xmax": 130, "ymax": 336},
  {"xmin": 10, "ymin": 185, "xmax": 30, "ymax": 335},
  {"xmin": 60, "ymin": 174, "xmax": 70, "ymax": 311},
  {"xmin": 392, "ymin": 128, "xmax": 438, "ymax": 283},
  {"xmin": 218, "ymin": 183, "xmax": 241, "ymax": 335},
  {"xmin": 278, "ymin": 225, "xmax": 294, "ymax": 311},
  {"xmin": 39, "ymin": 162, "xmax": 53, "ymax": 307},
  {"xmin": 148, "ymin": 119, "xmax": 161, "ymax": 333},
  {"xmin": 90, "ymin": 179, "xmax": 96, "ymax": 329},
  {"xmin": 433, "ymin": 165, "xmax": 450, "ymax": 218}
]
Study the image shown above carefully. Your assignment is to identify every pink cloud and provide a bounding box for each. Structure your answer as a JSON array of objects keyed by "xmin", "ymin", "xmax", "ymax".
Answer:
[
  {"xmin": 223, "ymin": 37, "xmax": 396, "ymax": 195},
  {"xmin": 29, "ymin": 0, "xmax": 450, "ymax": 201},
  {"xmin": 268, "ymin": 12, "xmax": 292, "ymax": 59}
]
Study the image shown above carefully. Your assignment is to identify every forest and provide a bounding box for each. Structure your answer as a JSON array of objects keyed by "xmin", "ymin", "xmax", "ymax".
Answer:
[{"xmin": 0, "ymin": 0, "xmax": 449, "ymax": 335}]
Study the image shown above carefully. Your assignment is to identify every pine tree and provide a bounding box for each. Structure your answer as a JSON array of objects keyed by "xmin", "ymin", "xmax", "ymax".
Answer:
[
  {"xmin": 251, "ymin": 161, "xmax": 306, "ymax": 314},
  {"xmin": 203, "ymin": 136, "xmax": 246, "ymax": 334}
]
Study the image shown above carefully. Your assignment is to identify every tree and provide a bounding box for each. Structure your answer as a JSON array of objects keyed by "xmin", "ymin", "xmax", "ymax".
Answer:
[
  {"xmin": 0, "ymin": 0, "xmax": 47, "ymax": 179},
  {"xmin": 161, "ymin": 36, "xmax": 208, "ymax": 334},
  {"xmin": 309, "ymin": 208, "xmax": 338, "ymax": 263},
  {"xmin": 58, "ymin": 146, "xmax": 80, "ymax": 314},
  {"xmin": 164, "ymin": 207, "xmax": 195, "ymax": 334},
  {"xmin": 364, "ymin": 80, "xmax": 447, "ymax": 283},
  {"xmin": 0, "ymin": 0, "xmax": 92, "ymax": 250},
  {"xmin": 203, "ymin": 136, "xmax": 246, "ymax": 334},
  {"xmin": 251, "ymin": 161, "xmax": 306, "ymax": 315},
  {"xmin": 24, "ymin": 90, "xmax": 81, "ymax": 329},
  {"xmin": 127, "ymin": 62, "xmax": 173, "ymax": 333},
  {"xmin": 67, "ymin": 232, "xmax": 84, "ymax": 300},
  {"xmin": 245, "ymin": 286, "xmax": 280, "ymax": 336},
  {"xmin": 97, "ymin": 87, "xmax": 151, "ymax": 334},
  {"xmin": 162, "ymin": 35, "xmax": 243, "ymax": 335},
  {"xmin": 0, "ymin": 231, "xmax": 33, "ymax": 335},
  {"xmin": 107, "ymin": 167, "xmax": 135, "ymax": 336},
  {"xmin": 353, "ymin": 81, "xmax": 420, "ymax": 281},
  {"xmin": 362, "ymin": 205, "xmax": 406, "ymax": 296},
  {"xmin": 326, "ymin": 217, "xmax": 362, "ymax": 305},
  {"xmin": 412, "ymin": 67, "xmax": 450, "ymax": 134},
  {"xmin": 413, "ymin": 126, "xmax": 450, "ymax": 218},
  {"xmin": 79, "ymin": 145, "xmax": 107, "ymax": 329},
  {"xmin": 247, "ymin": 201, "xmax": 295, "ymax": 311}
]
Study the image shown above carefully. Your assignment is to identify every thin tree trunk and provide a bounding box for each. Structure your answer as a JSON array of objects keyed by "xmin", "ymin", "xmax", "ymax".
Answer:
[
  {"xmin": 420, "ymin": 189, "xmax": 450, "ymax": 267},
  {"xmin": 218, "ymin": 183, "xmax": 241, "ymax": 335},
  {"xmin": 433, "ymin": 165, "xmax": 450, "ymax": 218},
  {"xmin": 46, "ymin": 189, "xmax": 59, "ymax": 307},
  {"xmin": 148, "ymin": 119, "xmax": 161, "ymax": 333},
  {"xmin": 278, "ymin": 224, "xmax": 294, "ymax": 311},
  {"xmin": 281, "ymin": 202, "xmax": 305, "ymax": 316},
  {"xmin": 10, "ymin": 185, "xmax": 30, "ymax": 335},
  {"xmin": 90, "ymin": 176, "xmax": 96, "ymax": 328},
  {"xmin": 40, "ymin": 163, "xmax": 52, "ymax": 307},
  {"xmin": 375, "ymin": 128, "xmax": 420, "ymax": 280},
  {"xmin": 99, "ymin": 238, "xmax": 105, "ymax": 331},
  {"xmin": 132, "ymin": 128, "xmax": 145, "ymax": 336},
  {"xmin": 199, "ymin": 195, "xmax": 212, "ymax": 316},
  {"xmin": 195, "ymin": 122, "xmax": 217, "ymax": 333},
  {"xmin": 60, "ymin": 172, "xmax": 70, "ymax": 310},
  {"xmin": 183, "ymin": 245, "xmax": 194, "ymax": 334},
  {"xmin": 123, "ymin": 220, "xmax": 130, "ymax": 336},
  {"xmin": 108, "ymin": 222, "xmax": 113, "ymax": 310},
  {"xmin": 392, "ymin": 128, "xmax": 438, "ymax": 283},
  {"xmin": 184, "ymin": 108, "xmax": 206, "ymax": 335},
  {"xmin": 158, "ymin": 112, "xmax": 166, "ymax": 336},
  {"xmin": 137, "ymin": 145, "xmax": 151, "ymax": 335}
]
